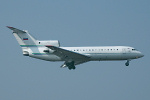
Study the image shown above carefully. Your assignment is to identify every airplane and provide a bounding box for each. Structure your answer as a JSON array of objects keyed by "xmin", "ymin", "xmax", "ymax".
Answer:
[{"xmin": 7, "ymin": 26, "xmax": 144, "ymax": 70}]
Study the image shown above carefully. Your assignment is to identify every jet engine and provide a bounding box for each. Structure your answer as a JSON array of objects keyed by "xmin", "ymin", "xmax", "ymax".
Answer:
[{"xmin": 38, "ymin": 40, "xmax": 60, "ymax": 47}]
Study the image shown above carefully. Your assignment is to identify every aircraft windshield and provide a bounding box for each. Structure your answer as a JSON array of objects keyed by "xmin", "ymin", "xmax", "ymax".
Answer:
[{"xmin": 132, "ymin": 49, "xmax": 137, "ymax": 51}]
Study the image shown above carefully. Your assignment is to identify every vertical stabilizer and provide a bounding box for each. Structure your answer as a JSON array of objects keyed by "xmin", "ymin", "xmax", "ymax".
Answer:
[
  {"xmin": 7, "ymin": 26, "xmax": 38, "ymax": 56},
  {"xmin": 7, "ymin": 26, "xmax": 37, "ymax": 46}
]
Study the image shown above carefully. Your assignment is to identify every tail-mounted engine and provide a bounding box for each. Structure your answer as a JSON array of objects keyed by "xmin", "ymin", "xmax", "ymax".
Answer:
[{"xmin": 38, "ymin": 40, "xmax": 60, "ymax": 47}]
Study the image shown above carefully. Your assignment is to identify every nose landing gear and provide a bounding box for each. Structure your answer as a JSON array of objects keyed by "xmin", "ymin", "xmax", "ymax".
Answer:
[{"xmin": 125, "ymin": 60, "xmax": 130, "ymax": 66}]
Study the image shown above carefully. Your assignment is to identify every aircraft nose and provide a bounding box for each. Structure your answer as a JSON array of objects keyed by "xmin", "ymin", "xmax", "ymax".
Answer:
[
  {"xmin": 138, "ymin": 52, "xmax": 144, "ymax": 58},
  {"xmin": 141, "ymin": 53, "xmax": 144, "ymax": 57}
]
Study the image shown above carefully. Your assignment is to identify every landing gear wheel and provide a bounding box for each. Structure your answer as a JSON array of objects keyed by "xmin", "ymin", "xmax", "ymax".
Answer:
[
  {"xmin": 66, "ymin": 61, "xmax": 76, "ymax": 70},
  {"xmin": 68, "ymin": 67, "xmax": 72, "ymax": 70},
  {"xmin": 125, "ymin": 60, "xmax": 130, "ymax": 66},
  {"xmin": 68, "ymin": 66, "xmax": 76, "ymax": 70},
  {"xmin": 72, "ymin": 66, "xmax": 76, "ymax": 70},
  {"xmin": 125, "ymin": 62, "xmax": 129, "ymax": 66}
]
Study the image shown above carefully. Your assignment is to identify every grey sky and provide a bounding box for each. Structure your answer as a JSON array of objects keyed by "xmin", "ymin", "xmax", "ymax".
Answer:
[{"xmin": 0, "ymin": 0, "xmax": 149, "ymax": 100}]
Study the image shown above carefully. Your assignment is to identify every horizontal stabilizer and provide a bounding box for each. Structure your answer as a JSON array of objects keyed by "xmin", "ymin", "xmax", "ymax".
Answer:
[{"xmin": 7, "ymin": 26, "xmax": 26, "ymax": 33}]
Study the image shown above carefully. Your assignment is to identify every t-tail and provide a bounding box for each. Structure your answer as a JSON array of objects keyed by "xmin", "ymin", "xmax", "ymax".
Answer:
[
  {"xmin": 7, "ymin": 26, "xmax": 38, "ymax": 56},
  {"xmin": 7, "ymin": 26, "xmax": 60, "ymax": 56}
]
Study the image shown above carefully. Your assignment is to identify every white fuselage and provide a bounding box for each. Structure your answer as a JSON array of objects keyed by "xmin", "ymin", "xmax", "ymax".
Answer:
[
  {"xmin": 7, "ymin": 26, "xmax": 144, "ymax": 69},
  {"xmin": 29, "ymin": 46, "xmax": 143, "ymax": 61}
]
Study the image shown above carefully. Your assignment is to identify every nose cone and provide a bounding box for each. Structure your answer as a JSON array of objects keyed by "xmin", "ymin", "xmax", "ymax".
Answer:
[
  {"xmin": 141, "ymin": 53, "xmax": 144, "ymax": 57},
  {"xmin": 138, "ymin": 52, "xmax": 144, "ymax": 58}
]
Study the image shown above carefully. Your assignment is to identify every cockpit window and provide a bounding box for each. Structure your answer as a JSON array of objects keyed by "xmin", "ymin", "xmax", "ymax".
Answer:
[{"xmin": 132, "ymin": 49, "xmax": 137, "ymax": 51}]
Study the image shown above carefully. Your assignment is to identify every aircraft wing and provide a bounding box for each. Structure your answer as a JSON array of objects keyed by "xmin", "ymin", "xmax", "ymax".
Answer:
[{"xmin": 45, "ymin": 45, "xmax": 90, "ymax": 64}]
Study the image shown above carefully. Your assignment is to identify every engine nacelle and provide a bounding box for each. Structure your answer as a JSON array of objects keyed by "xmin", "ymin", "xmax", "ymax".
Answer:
[
  {"xmin": 23, "ymin": 51, "xmax": 29, "ymax": 56},
  {"xmin": 38, "ymin": 40, "xmax": 60, "ymax": 47}
]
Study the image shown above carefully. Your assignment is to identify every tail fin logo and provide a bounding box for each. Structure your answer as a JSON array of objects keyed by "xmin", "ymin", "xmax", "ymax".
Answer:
[{"xmin": 23, "ymin": 38, "xmax": 28, "ymax": 40}]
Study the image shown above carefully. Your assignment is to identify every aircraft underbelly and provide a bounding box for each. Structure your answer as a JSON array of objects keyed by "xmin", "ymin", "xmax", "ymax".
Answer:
[
  {"xmin": 89, "ymin": 53, "xmax": 122, "ymax": 61},
  {"xmin": 121, "ymin": 53, "xmax": 137, "ymax": 60}
]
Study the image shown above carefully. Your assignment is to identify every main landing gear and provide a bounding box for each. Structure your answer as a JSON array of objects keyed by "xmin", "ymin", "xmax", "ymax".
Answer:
[
  {"xmin": 68, "ymin": 66, "xmax": 76, "ymax": 70},
  {"xmin": 66, "ymin": 61, "xmax": 76, "ymax": 70},
  {"xmin": 125, "ymin": 60, "xmax": 130, "ymax": 66}
]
